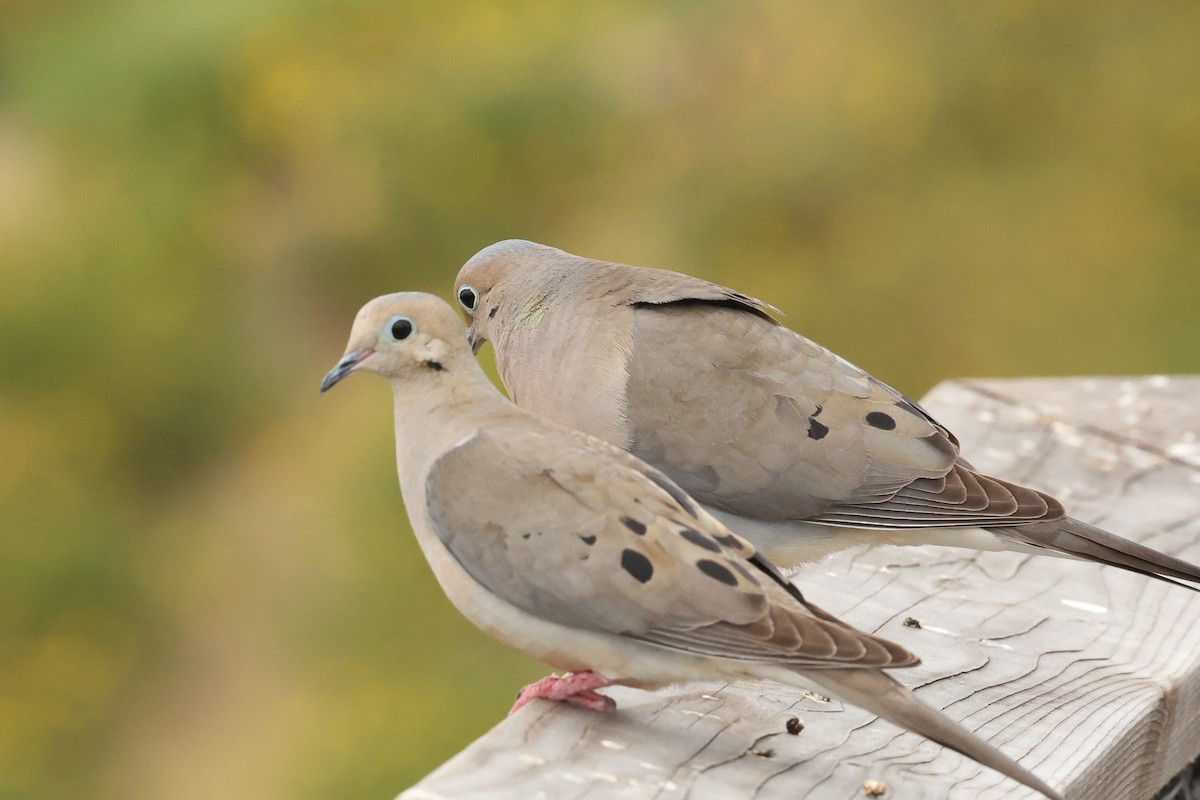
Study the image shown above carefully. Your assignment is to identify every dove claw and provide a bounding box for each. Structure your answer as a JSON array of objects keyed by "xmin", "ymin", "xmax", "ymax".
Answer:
[{"xmin": 509, "ymin": 670, "xmax": 615, "ymax": 715}]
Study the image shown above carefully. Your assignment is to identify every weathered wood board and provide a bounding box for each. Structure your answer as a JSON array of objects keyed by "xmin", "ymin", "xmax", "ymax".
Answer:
[{"xmin": 400, "ymin": 376, "xmax": 1200, "ymax": 800}]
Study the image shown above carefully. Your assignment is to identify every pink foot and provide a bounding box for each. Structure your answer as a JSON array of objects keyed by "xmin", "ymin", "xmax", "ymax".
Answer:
[{"xmin": 509, "ymin": 670, "xmax": 616, "ymax": 715}]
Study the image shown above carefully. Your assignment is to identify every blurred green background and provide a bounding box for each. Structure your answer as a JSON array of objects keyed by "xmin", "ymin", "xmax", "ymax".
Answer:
[{"xmin": 2, "ymin": 1, "xmax": 1198, "ymax": 798}]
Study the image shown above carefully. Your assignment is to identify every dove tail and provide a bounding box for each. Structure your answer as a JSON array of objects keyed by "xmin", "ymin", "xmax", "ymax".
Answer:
[
  {"xmin": 808, "ymin": 669, "xmax": 1062, "ymax": 800},
  {"xmin": 993, "ymin": 517, "xmax": 1200, "ymax": 591}
]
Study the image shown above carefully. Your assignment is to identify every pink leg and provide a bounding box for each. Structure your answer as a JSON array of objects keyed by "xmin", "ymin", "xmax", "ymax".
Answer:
[{"xmin": 509, "ymin": 670, "xmax": 616, "ymax": 715}]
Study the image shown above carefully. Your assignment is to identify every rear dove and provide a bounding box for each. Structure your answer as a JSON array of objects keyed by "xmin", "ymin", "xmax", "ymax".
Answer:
[
  {"xmin": 320, "ymin": 291, "xmax": 1061, "ymax": 799},
  {"xmin": 454, "ymin": 239, "xmax": 1200, "ymax": 587}
]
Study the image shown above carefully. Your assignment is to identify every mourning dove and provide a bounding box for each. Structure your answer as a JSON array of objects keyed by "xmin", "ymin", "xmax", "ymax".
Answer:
[
  {"xmin": 320, "ymin": 292, "xmax": 1061, "ymax": 799},
  {"xmin": 454, "ymin": 240, "xmax": 1200, "ymax": 586}
]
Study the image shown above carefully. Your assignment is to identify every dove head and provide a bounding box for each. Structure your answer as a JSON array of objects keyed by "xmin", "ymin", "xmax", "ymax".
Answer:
[
  {"xmin": 453, "ymin": 239, "xmax": 583, "ymax": 353},
  {"xmin": 320, "ymin": 292, "xmax": 477, "ymax": 393}
]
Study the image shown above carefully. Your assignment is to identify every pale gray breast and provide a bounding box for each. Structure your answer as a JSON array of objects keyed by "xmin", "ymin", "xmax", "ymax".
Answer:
[{"xmin": 492, "ymin": 298, "xmax": 637, "ymax": 451}]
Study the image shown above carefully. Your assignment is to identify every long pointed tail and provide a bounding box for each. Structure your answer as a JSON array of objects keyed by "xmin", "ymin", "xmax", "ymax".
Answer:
[
  {"xmin": 809, "ymin": 669, "xmax": 1062, "ymax": 800},
  {"xmin": 993, "ymin": 516, "xmax": 1200, "ymax": 591}
]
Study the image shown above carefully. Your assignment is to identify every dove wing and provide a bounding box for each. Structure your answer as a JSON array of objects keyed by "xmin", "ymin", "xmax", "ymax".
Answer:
[
  {"xmin": 424, "ymin": 424, "xmax": 916, "ymax": 669},
  {"xmin": 624, "ymin": 297, "xmax": 1063, "ymax": 528}
]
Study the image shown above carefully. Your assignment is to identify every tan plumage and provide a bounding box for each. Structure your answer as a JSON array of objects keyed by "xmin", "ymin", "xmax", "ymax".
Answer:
[
  {"xmin": 321, "ymin": 292, "xmax": 1060, "ymax": 799},
  {"xmin": 454, "ymin": 239, "xmax": 1200, "ymax": 586}
]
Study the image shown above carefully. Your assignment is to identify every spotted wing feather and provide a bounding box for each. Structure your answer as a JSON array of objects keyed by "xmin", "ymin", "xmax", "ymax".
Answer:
[
  {"xmin": 624, "ymin": 299, "xmax": 1065, "ymax": 529},
  {"xmin": 424, "ymin": 425, "xmax": 917, "ymax": 669}
]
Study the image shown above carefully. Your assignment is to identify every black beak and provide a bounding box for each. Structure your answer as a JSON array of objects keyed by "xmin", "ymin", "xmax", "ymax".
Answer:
[
  {"xmin": 466, "ymin": 324, "xmax": 484, "ymax": 355},
  {"xmin": 320, "ymin": 349, "xmax": 373, "ymax": 393}
]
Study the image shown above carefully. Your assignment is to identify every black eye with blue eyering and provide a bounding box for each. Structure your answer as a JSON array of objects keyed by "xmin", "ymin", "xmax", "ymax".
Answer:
[{"xmin": 386, "ymin": 315, "xmax": 414, "ymax": 341}]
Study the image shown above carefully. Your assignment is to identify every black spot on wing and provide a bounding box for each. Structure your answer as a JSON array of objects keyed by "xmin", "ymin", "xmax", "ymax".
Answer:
[
  {"xmin": 680, "ymin": 528, "xmax": 721, "ymax": 552},
  {"xmin": 424, "ymin": 361, "xmax": 444, "ymax": 371},
  {"xmin": 579, "ymin": 534, "xmax": 597, "ymax": 546},
  {"xmin": 807, "ymin": 418, "xmax": 829, "ymax": 440},
  {"xmin": 714, "ymin": 533, "xmax": 744, "ymax": 550},
  {"xmin": 621, "ymin": 516, "xmax": 647, "ymax": 536},
  {"xmin": 697, "ymin": 559, "xmax": 738, "ymax": 586},
  {"xmin": 488, "ymin": 306, "xmax": 498, "ymax": 318},
  {"xmin": 644, "ymin": 471, "xmax": 699, "ymax": 519},
  {"xmin": 866, "ymin": 411, "xmax": 896, "ymax": 430},
  {"xmin": 621, "ymin": 549, "xmax": 654, "ymax": 583}
]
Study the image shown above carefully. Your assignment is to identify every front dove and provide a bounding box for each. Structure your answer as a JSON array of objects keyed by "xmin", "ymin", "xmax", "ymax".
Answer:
[{"xmin": 320, "ymin": 291, "xmax": 1061, "ymax": 799}]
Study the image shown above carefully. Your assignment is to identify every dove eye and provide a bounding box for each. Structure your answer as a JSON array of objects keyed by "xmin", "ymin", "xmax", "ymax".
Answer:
[
  {"xmin": 457, "ymin": 286, "xmax": 479, "ymax": 313},
  {"xmin": 386, "ymin": 315, "xmax": 414, "ymax": 341}
]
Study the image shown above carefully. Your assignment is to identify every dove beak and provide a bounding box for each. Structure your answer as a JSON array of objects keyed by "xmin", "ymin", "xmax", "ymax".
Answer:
[
  {"xmin": 320, "ymin": 349, "xmax": 374, "ymax": 393},
  {"xmin": 466, "ymin": 324, "xmax": 484, "ymax": 355}
]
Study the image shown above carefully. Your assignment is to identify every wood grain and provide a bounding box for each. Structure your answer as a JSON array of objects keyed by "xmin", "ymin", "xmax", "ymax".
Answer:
[{"xmin": 400, "ymin": 376, "xmax": 1200, "ymax": 800}]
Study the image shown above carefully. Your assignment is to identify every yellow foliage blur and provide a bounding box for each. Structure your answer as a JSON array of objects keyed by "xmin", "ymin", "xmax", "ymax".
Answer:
[{"xmin": 1, "ymin": 1, "xmax": 1197, "ymax": 798}]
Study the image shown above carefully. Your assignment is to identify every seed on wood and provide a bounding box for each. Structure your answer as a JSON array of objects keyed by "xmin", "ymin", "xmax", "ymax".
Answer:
[{"xmin": 862, "ymin": 779, "xmax": 888, "ymax": 796}]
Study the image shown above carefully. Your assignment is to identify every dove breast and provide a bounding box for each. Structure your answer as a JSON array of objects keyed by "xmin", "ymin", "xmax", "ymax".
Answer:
[{"xmin": 489, "ymin": 290, "xmax": 636, "ymax": 453}]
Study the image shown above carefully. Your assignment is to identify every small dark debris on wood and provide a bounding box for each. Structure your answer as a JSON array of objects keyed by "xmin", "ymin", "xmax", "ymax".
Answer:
[
  {"xmin": 903, "ymin": 617, "xmax": 922, "ymax": 629},
  {"xmin": 785, "ymin": 716, "xmax": 804, "ymax": 735}
]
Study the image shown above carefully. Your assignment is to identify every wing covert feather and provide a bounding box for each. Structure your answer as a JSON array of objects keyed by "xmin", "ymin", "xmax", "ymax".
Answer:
[
  {"xmin": 625, "ymin": 304, "xmax": 955, "ymax": 514},
  {"xmin": 624, "ymin": 301, "xmax": 1065, "ymax": 529},
  {"xmin": 424, "ymin": 425, "xmax": 916, "ymax": 669}
]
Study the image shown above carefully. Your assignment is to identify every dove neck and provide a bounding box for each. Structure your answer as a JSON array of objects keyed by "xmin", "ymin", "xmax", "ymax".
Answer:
[{"xmin": 388, "ymin": 368, "xmax": 519, "ymax": 491}]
